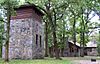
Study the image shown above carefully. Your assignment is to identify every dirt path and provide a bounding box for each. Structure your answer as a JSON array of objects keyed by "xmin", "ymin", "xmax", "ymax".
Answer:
[{"xmin": 73, "ymin": 60, "xmax": 100, "ymax": 64}]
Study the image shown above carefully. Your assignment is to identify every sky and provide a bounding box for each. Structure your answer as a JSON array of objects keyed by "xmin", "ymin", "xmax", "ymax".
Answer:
[
  {"xmin": 89, "ymin": 11, "xmax": 100, "ymax": 35},
  {"xmin": 90, "ymin": 11, "xmax": 100, "ymax": 24}
]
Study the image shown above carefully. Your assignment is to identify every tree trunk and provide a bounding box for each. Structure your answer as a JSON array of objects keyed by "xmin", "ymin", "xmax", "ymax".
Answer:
[
  {"xmin": 0, "ymin": 34, "xmax": 2, "ymax": 57},
  {"xmin": 80, "ymin": 33, "xmax": 82, "ymax": 57},
  {"xmin": 61, "ymin": 48, "xmax": 64, "ymax": 57},
  {"xmin": 0, "ymin": 44, "xmax": 1, "ymax": 57},
  {"xmin": 82, "ymin": 30, "xmax": 85, "ymax": 57},
  {"xmin": 45, "ymin": 21, "xmax": 48, "ymax": 57},
  {"xmin": 61, "ymin": 20, "xmax": 65, "ymax": 57},
  {"xmin": 47, "ymin": 14, "xmax": 60, "ymax": 59},
  {"xmin": 73, "ymin": 16, "xmax": 76, "ymax": 57},
  {"xmin": 46, "ymin": 0, "xmax": 60, "ymax": 59},
  {"xmin": 80, "ymin": 34, "xmax": 85, "ymax": 57},
  {"xmin": 5, "ymin": 41, "xmax": 9, "ymax": 62},
  {"xmin": 47, "ymin": 10, "xmax": 60, "ymax": 59},
  {"xmin": 81, "ymin": 8, "xmax": 85, "ymax": 57},
  {"xmin": 49, "ymin": 46, "xmax": 54, "ymax": 58},
  {"xmin": 66, "ymin": 36, "xmax": 69, "ymax": 56},
  {"xmin": 80, "ymin": 25, "xmax": 85, "ymax": 57},
  {"xmin": 53, "ymin": 31, "xmax": 61, "ymax": 59},
  {"xmin": 5, "ymin": 5, "xmax": 11, "ymax": 62}
]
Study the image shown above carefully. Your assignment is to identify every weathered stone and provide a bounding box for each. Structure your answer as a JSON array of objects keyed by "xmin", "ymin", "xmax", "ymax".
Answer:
[
  {"xmin": 2, "ymin": 4, "xmax": 44, "ymax": 59},
  {"xmin": 2, "ymin": 18, "xmax": 44, "ymax": 59}
]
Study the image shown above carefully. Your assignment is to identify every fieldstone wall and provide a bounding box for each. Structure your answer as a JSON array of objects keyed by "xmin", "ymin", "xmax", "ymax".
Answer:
[
  {"xmin": 32, "ymin": 19, "xmax": 44, "ymax": 59},
  {"xmin": 87, "ymin": 48, "xmax": 98, "ymax": 56},
  {"xmin": 2, "ymin": 18, "xmax": 44, "ymax": 59}
]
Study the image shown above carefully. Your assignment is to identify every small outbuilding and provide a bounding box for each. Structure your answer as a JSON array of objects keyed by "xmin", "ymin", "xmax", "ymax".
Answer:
[
  {"xmin": 63, "ymin": 41, "xmax": 80, "ymax": 57},
  {"xmin": 84, "ymin": 41, "xmax": 98, "ymax": 56},
  {"xmin": 2, "ymin": 3, "xmax": 44, "ymax": 59},
  {"xmin": 63, "ymin": 40, "xmax": 98, "ymax": 57}
]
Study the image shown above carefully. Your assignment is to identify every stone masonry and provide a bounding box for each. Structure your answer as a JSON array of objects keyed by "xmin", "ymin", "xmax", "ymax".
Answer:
[{"xmin": 2, "ymin": 4, "xmax": 44, "ymax": 59}]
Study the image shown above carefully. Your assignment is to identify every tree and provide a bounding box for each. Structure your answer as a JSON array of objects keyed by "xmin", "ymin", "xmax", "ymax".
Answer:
[
  {"xmin": 0, "ymin": 0, "xmax": 19, "ymax": 62},
  {"xmin": 0, "ymin": 18, "xmax": 4, "ymax": 57},
  {"xmin": 43, "ymin": 17, "xmax": 49, "ymax": 57},
  {"xmin": 25, "ymin": 0, "xmax": 100, "ymax": 58},
  {"xmin": 25, "ymin": 0, "xmax": 69, "ymax": 59}
]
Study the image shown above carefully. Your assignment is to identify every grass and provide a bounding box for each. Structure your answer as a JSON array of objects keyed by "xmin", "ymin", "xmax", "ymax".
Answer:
[
  {"xmin": 0, "ymin": 58, "xmax": 72, "ymax": 64},
  {"xmin": 1, "ymin": 56, "xmax": 100, "ymax": 64}
]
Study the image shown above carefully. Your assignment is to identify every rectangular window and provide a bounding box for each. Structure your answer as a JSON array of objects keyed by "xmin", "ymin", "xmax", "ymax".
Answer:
[
  {"xmin": 36, "ymin": 34, "xmax": 38, "ymax": 46},
  {"xmin": 40, "ymin": 35, "xmax": 42, "ymax": 47}
]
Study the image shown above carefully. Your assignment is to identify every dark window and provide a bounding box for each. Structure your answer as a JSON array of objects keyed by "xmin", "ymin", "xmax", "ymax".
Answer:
[
  {"xmin": 88, "ymin": 48, "xmax": 92, "ymax": 52},
  {"xmin": 72, "ymin": 48, "xmax": 74, "ymax": 52},
  {"xmin": 40, "ymin": 35, "xmax": 42, "ymax": 47},
  {"xmin": 77, "ymin": 48, "xmax": 79, "ymax": 52},
  {"xmin": 36, "ymin": 34, "xmax": 38, "ymax": 46},
  {"xmin": 89, "ymin": 49, "xmax": 92, "ymax": 52}
]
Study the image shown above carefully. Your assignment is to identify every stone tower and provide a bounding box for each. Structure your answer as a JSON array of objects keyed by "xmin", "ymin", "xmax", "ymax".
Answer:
[{"xmin": 2, "ymin": 4, "xmax": 44, "ymax": 59}]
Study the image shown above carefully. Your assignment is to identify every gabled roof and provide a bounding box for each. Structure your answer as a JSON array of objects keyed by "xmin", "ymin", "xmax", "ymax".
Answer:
[
  {"xmin": 15, "ymin": 3, "xmax": 44, "ymax": 16},
  {"xmin": 68, "ymin": 40, "xmax": 97, "ymax": 48},
  {"xmin": 86, "ymin": 41, "xmax": 97, "ymax": 48},
  {"xmin": 69, "ymin": 41, "xmax": 80, "ymax": 47}
]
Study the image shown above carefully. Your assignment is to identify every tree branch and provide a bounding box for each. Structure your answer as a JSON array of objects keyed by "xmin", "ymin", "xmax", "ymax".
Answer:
[{"xmin": 36, "ymin": 6, "xmax": 47, "ymax": 15}]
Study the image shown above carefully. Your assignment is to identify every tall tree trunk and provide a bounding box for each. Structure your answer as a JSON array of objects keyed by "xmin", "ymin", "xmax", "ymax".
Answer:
[
  {"xmin": 46, "ymin": 0, "xmax": 60, "ymax": 59},
  {"xmin": 0, "ymin": 44, "xmax": 1, "ymax": 57},
  {"xmin": 73, "ymin": 16, "xmax": 76, "ymax": 57},
  {"xmin": 49, "ymin": 46, "xmax": 54, "ymax": 58},
  {"xmin": 82, "ymin": 24, "xmax": 85, "ymax": 57},
  {"xmin": 66, "ymin": 36, "xmax": 69, "ymax": 56},
  {"xmin": 81, "ymin": 31, "xmax": 85, "ymax": 57},
  {"xmin": 5, "ymin": 4, "xmax": 11, "ymax": 62},
  {"xmin": 53, "ymin": 30, "xmax": 60, "ymax": 59},
  {"xmin": 45, "ymin": 21, "xmax": 48, "ymax": 57},
  {"xmin": 0, "ymin": 33, "xmax": 2, "ymax": 57},
  {"xmin": 61, "ymin": 48, "xmax": 64, "ymax": 57},
  {"xmin": 61, "ymin": 20, "xmax": 66, "ymax": 57},
  {"xmin": 48, "ymin": 13, "xmax": 60, "ymax": 59},
  {"xmin": 53, "ymin": 8, "xmax": 61, "ymax": 59},
  {"xmin": 81, "ymin": 8, "xmax": 85, "ymax": 57},
  {"xmin": 80, "ymin": 32, "xmax": 83, "ymax": 57}
]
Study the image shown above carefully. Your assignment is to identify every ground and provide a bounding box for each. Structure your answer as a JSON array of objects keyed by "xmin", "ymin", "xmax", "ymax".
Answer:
[
  {"xmin": 74, "ymin": 60, "xmax": 100, "ymax": 64},
  {"xmin": 0, "ymin": 57, "xmax": 100, "ymax": 64},
  {"xmin": 0, "ymin": 58, "xmax": 72, "ymax": 64},
  {"xmin": 67, "ymin": 56, "xmax": 100, "ymax": 64}
]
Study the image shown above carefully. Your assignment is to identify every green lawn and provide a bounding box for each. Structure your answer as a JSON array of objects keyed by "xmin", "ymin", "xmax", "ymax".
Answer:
[
  {"xmin": 1, "ymin": 56, "xmax": 100, "ymax": 64},
  {"xmin": 0, "ymin": 58, "xmax": 72, "ymax": 64}
]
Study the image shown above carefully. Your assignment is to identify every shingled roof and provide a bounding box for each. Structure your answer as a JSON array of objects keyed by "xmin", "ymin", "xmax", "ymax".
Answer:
[
  {"xmin": 86, "ymin": 41, "xmax": 97, "ymax": 48},
  {"xmin": 68, "ymin": 40, "xmax": 97, "ymax": 48},
  {"xmin": 69, "ymin": 41, "xmax": 80, "ymax": 47}
]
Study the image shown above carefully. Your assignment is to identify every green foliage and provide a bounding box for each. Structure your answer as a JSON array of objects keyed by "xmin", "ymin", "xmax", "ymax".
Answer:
[
  {"xmin": 30, "ymin": 0, "xmax": 100, "ymax": 48},
  {"xmin": 0, "ymin": 0, "xmax": 20, "ymax": 61}
]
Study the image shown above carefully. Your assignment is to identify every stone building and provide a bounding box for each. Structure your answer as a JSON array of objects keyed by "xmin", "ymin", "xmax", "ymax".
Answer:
[
  {"xmin": 2, "ymin": 4, "xmax": 44, "ymax": 59},
  {"xmin": 63, "ymin": 41, "xmax": 80, "ymax": 57},
  {"xmin": 62, "ymin": 40, "xmax": 98, "ymax": 57},
  {"xmin": 84, "ymin": 41, "xmax": 98, "ymax": 56},
  {"xmin": 84, "ymin": 47, "xmax": 97, "ymax": 56}
]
